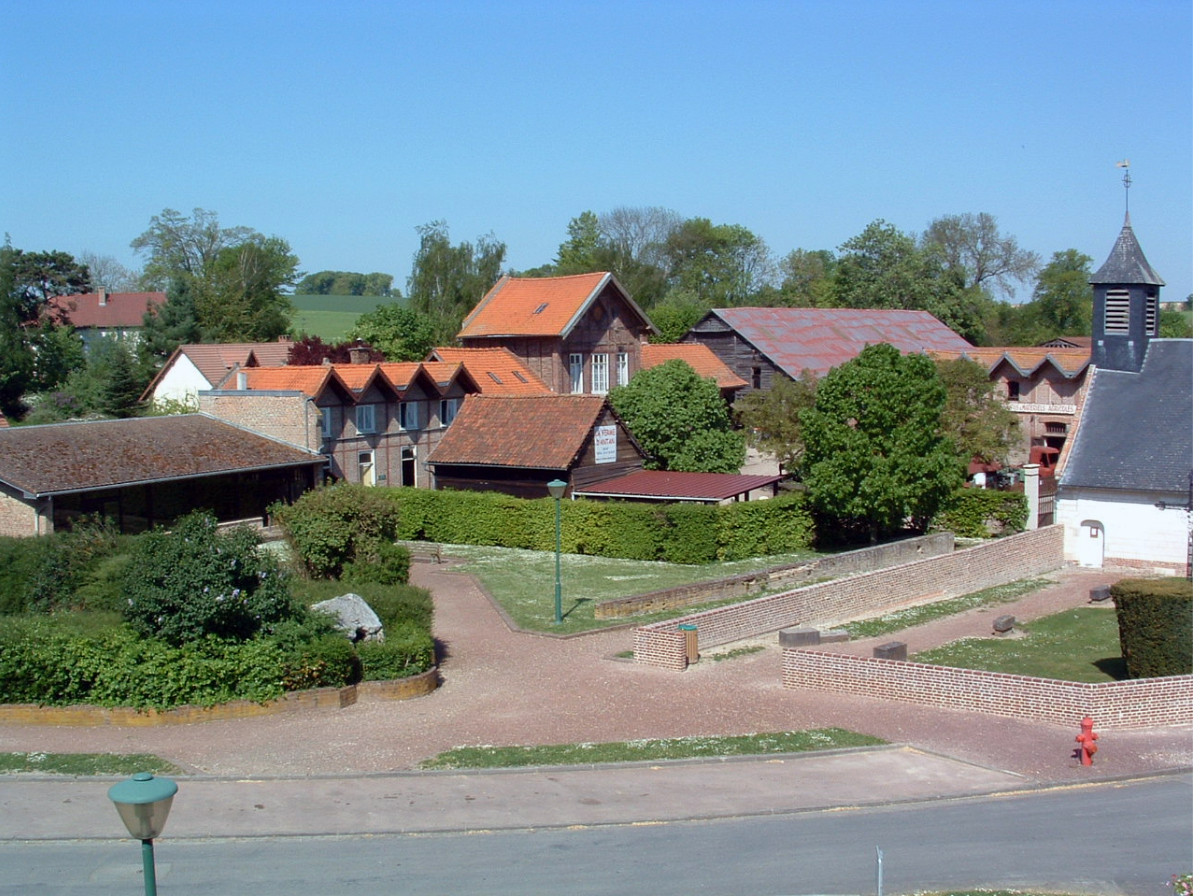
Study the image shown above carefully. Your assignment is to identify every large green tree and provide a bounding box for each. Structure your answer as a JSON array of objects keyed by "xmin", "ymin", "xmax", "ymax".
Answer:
[
  {"xmin": 934, "ymin": 357, "xmax": 1020, "ymax": 465},
  {"xmin": 800, "ymin": 344, "xmax": 962, "ymax": 542},
  {"xmin": 1021, "ymin": 249, "xmax": 1094, "ymax": 342},
  {"xmin": 921, "ymin": 212, "xmax": 1040, "ymax": 300},
  {"xmin": 407, "ymin": 220, "xmax": 506, "ymax": 343},
  {"xmin": 295, "ymin": 270, "xmax": 394, "ymax": 296},
  {"xmin": 662, "ymin": 217, "xmax": 775, "ymax": 308},
  {"xmin": 733, "ymin": 371, "xmax": 819, "ymax": 471},
  {"xmin": 832, "ymin": 220, "xmax": 985, "ymax": 343},
  {"xmin": 347, "ymin": 304, "xmax": 437, "ymax": 361},
  {"xmin": 137, "ymin": 277, "xmax": 203, "ymax": 377},
  {"xmin": 608, "ymin": 360, "xmax": 745, "ymax": 473}
]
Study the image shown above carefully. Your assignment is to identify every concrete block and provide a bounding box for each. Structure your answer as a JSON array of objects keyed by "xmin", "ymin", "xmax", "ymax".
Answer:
[
  {"xmin": 820, "ymin": 629, "xmax": 851, "ymax": 643},
  {"xmin": 779, "ymin": 627, "xmax": 820, "ymax": 648},
  {"xmin": 873, "ymin": 641, "xmax": 907, "ymax": 661},
  {"xmin": 993, "ymin": 615, "xmax": 1016, "ymax": 633}
]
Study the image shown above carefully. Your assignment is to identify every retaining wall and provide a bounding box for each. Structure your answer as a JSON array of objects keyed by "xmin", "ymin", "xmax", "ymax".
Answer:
[
  {"xmin": 782, "ymin": 650, "xmax": 1193, "ymax": 729},
  {"xmin": 633, "ymin": 526, "xmax": 1065, "ymax": 671},
  {"xmin": 597, "ymin": 533, "xmax": 954, "ymax": 619}
]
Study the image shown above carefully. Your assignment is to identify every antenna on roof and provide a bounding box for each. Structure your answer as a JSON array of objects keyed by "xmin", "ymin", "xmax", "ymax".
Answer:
[{"xmin": 1115, "ymin": 159, "xmax": 1131, "ymax": 214}]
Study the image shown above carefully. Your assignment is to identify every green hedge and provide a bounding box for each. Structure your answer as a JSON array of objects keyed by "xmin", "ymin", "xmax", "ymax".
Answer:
[
  {"xmin": 1113, "ymin": 577, "xmax": 1193, "ymax": 678},
  {"xmin": 382, "ymin": 487, "xmax": 814, "ymax": 563},
  {"xmin": 933, "ymin": 487, "xmax": 1028, "ymax": 538}
]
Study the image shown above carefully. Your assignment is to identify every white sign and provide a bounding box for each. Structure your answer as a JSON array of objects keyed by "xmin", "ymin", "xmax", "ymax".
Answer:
[{"xmin": 594, "ymin": 425, "xmax": 617, "ymax": 464}]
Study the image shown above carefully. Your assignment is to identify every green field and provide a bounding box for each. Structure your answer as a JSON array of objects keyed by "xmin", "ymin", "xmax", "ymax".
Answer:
[{"xmin": 289, "ymin": 294, "xmax": 406, "ymax": 341}]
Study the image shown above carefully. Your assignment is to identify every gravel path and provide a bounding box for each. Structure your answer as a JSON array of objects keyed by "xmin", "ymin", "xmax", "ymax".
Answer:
[{"xmin": 0, "ymin": 562, "xmax": 1189, "ymax": 782}]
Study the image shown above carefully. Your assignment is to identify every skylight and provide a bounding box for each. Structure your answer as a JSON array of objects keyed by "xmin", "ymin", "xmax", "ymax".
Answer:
[{"xmin": 533, "ymin": 303, "xmax": 549, "ymax": 314}]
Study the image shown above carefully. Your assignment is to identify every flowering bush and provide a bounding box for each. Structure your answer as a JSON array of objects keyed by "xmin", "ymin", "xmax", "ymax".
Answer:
[
  {"xmin": 121, "ymin": 512, "xmax": 300, "ymax": 645},
  {"xmin": 1170, "ymin": 873, "xmax": 1193, "ymax": 896}
]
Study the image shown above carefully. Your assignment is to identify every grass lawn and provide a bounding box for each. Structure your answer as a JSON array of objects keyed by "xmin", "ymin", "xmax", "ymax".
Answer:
[
  {"xmin": 0, "ymin": 752, "xmax": 184, "ymax": 776},
  {"xmin": 842, "ymin": 578, "xmax": 1056, "ymax": 639},
  {"xmin": 441, "ymin": 543, "xmax": 819, "ymax": 634},
  {"xmin": 913, "ymin": 606, "xmax": 1125, "ymax": 682},
  {"xmin": 419, "ymin": 728, "xmax": 886, "ymax": 769}
]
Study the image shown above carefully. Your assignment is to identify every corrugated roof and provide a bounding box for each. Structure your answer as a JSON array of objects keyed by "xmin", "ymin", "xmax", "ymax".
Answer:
[
  {"xmin": 1090, "ymin": 214, "xmax": 1166, "ymax": 286},
  {"xmin": 573, "ymin": 470, "xmax": 784, "ymax": 503},
  {"xmin": 47, "ymin": 292, "xmax": 165, "ymax": 328},
  {"xmin": 0, "ymin": 415, "xmax": 323, "ymax": 498},
  {"xmin": 702, "ymin": 308, "xmax": 972, "ymax": 377},
  {"xmin": 641, "ymin": 344, "xmax": 748, "ymax": 390},
  {"xmin": 1061, "ymin": 340, "xmax": 1192, "ymax": 493},
  {"xmin": 429, "ymin": 347, "xmax": 553, "ymax": 395},
  {"xmin": 428, "ymin": 395, "xmax": 607, "ymax": 469}
]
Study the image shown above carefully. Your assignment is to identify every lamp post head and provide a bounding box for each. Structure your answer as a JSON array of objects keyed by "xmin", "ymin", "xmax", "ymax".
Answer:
[
  {"xmin": 547, "ymin": 479, "xmax": 567, "ymax": 500},
  {"xmin": 108, "ymin": 772, "xmax": 178, "ymax": 841}
]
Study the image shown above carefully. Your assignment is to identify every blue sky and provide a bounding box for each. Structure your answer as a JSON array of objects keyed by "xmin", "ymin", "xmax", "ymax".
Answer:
[{"xmin": 3, "ymin": 0, "xmax": 1190, "ymax": 306}]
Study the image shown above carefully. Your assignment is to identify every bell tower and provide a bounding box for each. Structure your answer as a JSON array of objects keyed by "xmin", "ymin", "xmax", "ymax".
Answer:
[{"xmin": 1090, "ymin": 166, "xmax": 1165, "ymax": 373}]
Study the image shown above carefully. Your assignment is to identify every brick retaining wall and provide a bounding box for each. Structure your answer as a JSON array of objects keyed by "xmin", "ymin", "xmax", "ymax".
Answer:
[
  {"xmin": 782, "ymin": 650, "xmax": 1193, "ymax": 729},
  {"xmin": 634, "ymin": 526, "xmax": 1065, "ymax": 671},
  {"xmin": 599, "ymin": 533, "xmax": 953, "ymax": 619}
]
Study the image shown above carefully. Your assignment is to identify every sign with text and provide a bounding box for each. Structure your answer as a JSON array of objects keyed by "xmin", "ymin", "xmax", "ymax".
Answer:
[{"xmin": 594, "ymin": 425, "xmax": 617, "ymax": 464}]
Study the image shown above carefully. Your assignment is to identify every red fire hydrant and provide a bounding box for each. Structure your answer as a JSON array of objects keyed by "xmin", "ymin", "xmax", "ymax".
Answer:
[{"xmin": 1075, "ymin": 715, "xmax": 1099, "ymax": 766}]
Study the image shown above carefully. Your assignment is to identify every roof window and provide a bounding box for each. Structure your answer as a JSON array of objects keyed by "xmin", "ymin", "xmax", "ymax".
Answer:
[
  {"xmin": 487, "ymin": 371, "xmax": 503, "ymax": 384},
  {"xmin": 533, "ymin": 303, "xmax": 549, "ymax": 314},
  {"xmin": 513, "ymin": 371, "xmax": 528, "ymax": 383}
]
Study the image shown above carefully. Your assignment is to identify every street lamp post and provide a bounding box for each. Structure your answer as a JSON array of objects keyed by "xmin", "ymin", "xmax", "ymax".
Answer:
[
  {"xmin": 108, "ymin": 772, "xmax": 178, "ymax": 896},
  {"xmin": 547, "ymin": 479, "xmax": 567, "ymax": 624}
]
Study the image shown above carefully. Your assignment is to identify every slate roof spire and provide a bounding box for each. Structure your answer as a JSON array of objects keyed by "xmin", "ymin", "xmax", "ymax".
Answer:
[{"xmin": 1090, "ymin": 212, "xmax": 1166, "ymax": 286}]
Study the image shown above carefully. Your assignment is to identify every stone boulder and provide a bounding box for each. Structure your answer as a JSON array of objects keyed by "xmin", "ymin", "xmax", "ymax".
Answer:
[{"xmin": 312, "ymin": 593, "xmax": 385, "ymax": 643}]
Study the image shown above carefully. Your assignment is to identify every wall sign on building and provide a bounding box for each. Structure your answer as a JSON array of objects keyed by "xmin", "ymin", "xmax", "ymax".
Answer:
[{"xmin": 594, "ymin": 425, "xmax": 617, "ymax": 464}]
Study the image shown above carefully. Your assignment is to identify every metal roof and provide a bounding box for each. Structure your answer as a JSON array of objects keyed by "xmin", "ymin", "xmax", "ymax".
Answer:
[{"xmin": 573, "ymin": 470, "xmax": 785, "ymax": 503}]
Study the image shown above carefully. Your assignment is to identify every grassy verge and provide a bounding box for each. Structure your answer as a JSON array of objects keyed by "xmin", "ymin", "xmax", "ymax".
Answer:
[
  {"xmin": 443, "ymin": 543, "xmax": 819, "ymax": 634},
  {"xmin": 841, "ymin": 578, "xmax": 1055, "ymax": 639},
  {"xmin": 913, "ymin": 606, "xmax": 1125, "ymax": 682},
  {"xmin": 419, "ymin": 728, "xmax": 886, "ymax": 769},
  {"xmin": 0, "ymin": 752, "xmax": 184, "ymax": 776}
]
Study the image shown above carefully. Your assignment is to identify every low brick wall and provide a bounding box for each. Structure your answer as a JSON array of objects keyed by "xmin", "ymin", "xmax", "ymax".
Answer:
[
  {"xmin": 0, "ymin": 668, "xmax": 440, "ymax": 727},
  {"xmin": 634, "ymin": 526, "xmax": 1064, "ymax": 671},
  {"xmin": 599, "ymin": 533, "xmax": 954, "ymax": 619},
  {"xmin": 782, "ymin": 650, "xmax": 1193, "ymax": 729}
]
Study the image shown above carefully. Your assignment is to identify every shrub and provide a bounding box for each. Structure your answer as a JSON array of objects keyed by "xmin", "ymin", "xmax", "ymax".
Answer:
[
  {"xmin": 272, "ymin": 483, "xmax": 403, "ymax": 579},
  {"xmin": 121, "ymin": 512, "xmax": 300, "ymax": 645},
  {"xmin": 341, "ymin": 540, "xmax": 411, "ymax": 586},
  {"xmin": 933, "ymin": 487, "xmax": 1028, "ymax": 538},
  {"xmin": 1113, "ymin": 577, "xmax": 1192, "ymax": 678},
  {"xmin": 357, "ymin": 622, "xmax": 435, "ymax": 680}
]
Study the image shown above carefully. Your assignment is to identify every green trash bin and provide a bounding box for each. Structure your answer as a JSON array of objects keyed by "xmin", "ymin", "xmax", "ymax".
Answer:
[{"xmin": 678, "ymin": 623, "xmax": 698, "ymax": 665}]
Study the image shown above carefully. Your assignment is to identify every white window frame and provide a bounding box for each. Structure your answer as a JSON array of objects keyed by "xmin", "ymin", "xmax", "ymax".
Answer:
[
  {"xmin": 399, "ymin": 401, "xmax": 420, "ymax": 432},
  {"xmin": 439, "ymin": 397, "xmax": 458, "ymax": 427},
  {"xmin": 569, "ymin": 353, "xmax": 584, "ymax": 393},
  {"xmin": 355, "ymin": 403, "xmax": 376, "ymax": 434},
  {"xmin": 616, "ymin": 351, "xmax": 629, "ymax": 387},
  {"xmin": 591, "ymin": 353, "xmax": 609, "ymax": 394}
]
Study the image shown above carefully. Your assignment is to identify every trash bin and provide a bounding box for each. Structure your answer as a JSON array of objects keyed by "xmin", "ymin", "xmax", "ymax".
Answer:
[{"xmin": 678, "ymin": 623, "xmax": 698, "ymax": 665}]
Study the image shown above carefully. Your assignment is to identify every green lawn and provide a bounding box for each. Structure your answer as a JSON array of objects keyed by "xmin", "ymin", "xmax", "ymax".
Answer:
[
  {"xmin": 442, "ymin": 543, "xmax": 819, "ymax": 634},
  {"xmin": 913, "ymin": 606, "xmax": 1125, "ymax": 682},
  {"xmin": 0, "ymin": 753, "xmax": 184, "ymax": 776}
]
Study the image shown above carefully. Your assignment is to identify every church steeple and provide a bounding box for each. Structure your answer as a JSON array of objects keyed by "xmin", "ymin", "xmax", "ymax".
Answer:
[{"xmin": 1090, "ymin": 213, "xmax": 1165, "ymax": 372}]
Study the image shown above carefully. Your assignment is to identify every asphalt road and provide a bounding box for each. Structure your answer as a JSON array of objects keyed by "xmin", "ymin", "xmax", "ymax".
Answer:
[{"xmin": 2, "ymin": 773, "xmax": 1188, "ymax": 896}]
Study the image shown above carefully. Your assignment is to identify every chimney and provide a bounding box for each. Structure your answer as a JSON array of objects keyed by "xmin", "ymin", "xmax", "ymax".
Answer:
[
  {"xmin": 98, "ymin": 288, "xmax": 109, "ymax": 307},
  {"xmin": 349, "ymin": 339, "xmax": 370, "ymax": 365},
  {"xmin": 236, "ymin": 370, "xmax": 248, "ymax": 390}
]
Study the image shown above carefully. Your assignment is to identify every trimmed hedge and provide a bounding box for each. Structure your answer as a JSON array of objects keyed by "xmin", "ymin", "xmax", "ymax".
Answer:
[
  {"xmin": 271, "ymin": 483, "xmax": 406, "ymax": 580},
  {"xmin": 933, "ymin": 487, "xmax": 1028, "ymax": 538},
  {"xmin": 382, "ymin": 487, "xmax": 814, "ymax": 563},
  {"xmin": 1113, "ymin": 577, "xmax": 1193, "ymax": 678}
]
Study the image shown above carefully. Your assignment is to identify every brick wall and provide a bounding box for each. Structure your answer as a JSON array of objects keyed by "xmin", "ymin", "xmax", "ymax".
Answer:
[
  {"xmin": 199, "ymin": 393, "xmax": 318, "ymax": 450},
  {"xmin": 0, "ymin": 490, "xmax": 44, "ymax": 537},
  {"xmin": 634, "ymin": 526, "xmax": 1064, "ymax": 671},
  {"xmin": 599, "ymin": 533, "xmax": 954, "ymax": 620},
  {"xmin": 782, "ymin": 650, "xmax": 1193, "ymax": 729}
]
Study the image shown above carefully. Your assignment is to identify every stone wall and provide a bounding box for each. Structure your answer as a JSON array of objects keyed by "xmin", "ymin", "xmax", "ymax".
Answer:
[
  {"xmin": 783, "ymin": 650, "xmax": 1193, "ymax": 729},
  {"xmin": 598, "ymin": 533, "xmax": 954, "ymax": 619},
  {"xmin": 633, "ymin": 526, "xmax": 1065, "ymax": 671},
  {"xmin": 0, "ymin": 489, "xmax": 41, "ymax": 537}
]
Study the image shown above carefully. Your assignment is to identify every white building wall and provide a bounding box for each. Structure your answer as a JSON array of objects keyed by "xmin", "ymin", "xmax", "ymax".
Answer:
[
  {"xmin": 152, "ymin": 355, "xmax": 211, "ymax": 407},
  {"xmin": 1058, "ymin": 486, "xmax": 1188, "ymax": 573}
]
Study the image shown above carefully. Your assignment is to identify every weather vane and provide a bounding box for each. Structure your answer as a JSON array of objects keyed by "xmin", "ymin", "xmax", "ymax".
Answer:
[{"xmin": 1115, "ymin": 159, "xmax": 1131, "ymax": 213}]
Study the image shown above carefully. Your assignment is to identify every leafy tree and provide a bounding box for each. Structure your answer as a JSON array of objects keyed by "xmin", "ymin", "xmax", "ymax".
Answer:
[
  {"xmin": 295, "ymin": 270, "xmax": 394, "ymax": 296},
  {"xmin": 800, "ymin": 343, "xmax": 962, "ymax": 543},
  {"xmin": 78, "ymin": 251, "xmax": 139, "ymax": 292},
  {"xmin": 286, "ymin": 336, "xmax": 384, "ymax": 365},
  {"xmin": 662, "ymin": 218, "xmax": 775, "ymax": 307},
  {"xmin": 934, "ymin": 357, "xmax": 1020, "ymax": 465},
  {"xmin": 26, "ymin": 321, "xmax": 86, "ymax": 393},
  {"xmin": 1000, "ymin": 249, "xmax": 1094, "ymax": 345},
  {"xmin": 554, "ymin": 211, "xmax": 603, "ymax": 274},
  {"xmin": 0, "ymin": 241, "xmax": 34, "ymax": 418},
  {"xmin": 922, "ymin": 212, "xmax": 1040, "ymax": 299},
  {"xmin": 7, "ymin": 248, "xmax": 91, "ymax": 323},
  {"xmin": 776, "ymin": 248, "xmax": 837, "ymax": 307},
  {"xmin": 733, "ymin": 371, "xmax": 819, "ymax": 471},
  {"xmin": 833, "ymin": 220, "xmax": 984, "ymax": 343},
  {"xmin": 647, "ymin": 294, "xmax": 708, "ymax": 344},
  {"xmin": 1158, "ymin": 308, "xmax": 1193, "ymax": 338},
  {"xmin": 608, "ymin": 359, "xmax": 745, "ymax": 473},
  {"xmin": 347, "ymin": 304, "xmax": 437, "ymax": 361},
  {"xmin": 131, "ymin": 207, "xmax": 256, "ymax": 288},
  {"xmin": 407, "ymin": 220, "xmax": 506, "ymax": 343}
]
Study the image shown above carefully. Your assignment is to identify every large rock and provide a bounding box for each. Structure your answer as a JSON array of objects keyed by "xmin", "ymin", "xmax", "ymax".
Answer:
[{"xmin": 312, "ymin": 593, "xmax": 385, "ymax": 643}]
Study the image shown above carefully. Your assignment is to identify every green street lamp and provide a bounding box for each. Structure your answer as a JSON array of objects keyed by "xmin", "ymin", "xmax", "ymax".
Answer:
[
  {"xmin": 547, "ymin": 479, "xmax": 567, "ymax": 624},
  {"xmin": 108, "ymin": 772, "xmax": 178, "ymax": 896}
]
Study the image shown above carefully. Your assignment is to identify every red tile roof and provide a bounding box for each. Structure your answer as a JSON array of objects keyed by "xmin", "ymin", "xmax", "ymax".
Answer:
[
  {"xmin": 930, "ymin": 347, "xmax": 1091, "ymax": 378},
  {"xmin": 573, "ymin": 470, "xmax": 784, "ymax": 502},
  {"xmin": 157, "ymin": 341, "xmax": 295, "ymax": 391},
  {"xmin": 641, "ymin": 343, "xmax": 748, "ymax": 390},
  {"xmin": 428, "ymin": 395, "xmax": 608, "ymax": 469},
  {"xmin": 0, "ymin": 415, "xmax": 323, "ymax": 497},
  {"xmin": 48, "ymin": 291, "xmax": 165, "ymax": 328},
  {"xmin": 241, "ymin": 365, "xmax": 346, "ymax": 397},
  {"xmin": 701, "ymin": 308, "xmax": 972, "ymax": 377},
  {"xmin": 428, "ymin": 347, "xmax": 552, "ymax": 395}
]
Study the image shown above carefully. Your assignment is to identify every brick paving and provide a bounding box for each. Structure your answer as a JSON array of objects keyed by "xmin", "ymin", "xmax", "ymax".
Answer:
[{"xmin": 0, "ymin": 561, "xmax": 1189, "ymax": 784}]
